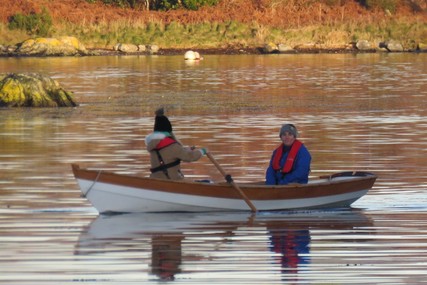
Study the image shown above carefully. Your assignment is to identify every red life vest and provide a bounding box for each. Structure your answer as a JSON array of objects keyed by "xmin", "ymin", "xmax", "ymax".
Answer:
[
  {"xmin": 155, "ymin": 136, "xmax": 177, "ymax": 150},
  {"xmin": 150, "ymin": 136, "xmax": 180, "ymax": 176},
  {"xmin": 272, "ymin": 140, "xmax": 303, "ymax": 173}
]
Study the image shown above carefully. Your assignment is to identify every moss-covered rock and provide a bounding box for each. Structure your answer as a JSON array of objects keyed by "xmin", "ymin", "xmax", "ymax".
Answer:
[
  {"xmin": 0, "ymin": 73, "xmax": 78, "ymax": 107},
  {"xmin": 418, "ymin": 43, "xmax": 427, "ymax": 52},
  {"xmin": 15, "ymin": 36, "xmax": 88, "ymax": 56}
]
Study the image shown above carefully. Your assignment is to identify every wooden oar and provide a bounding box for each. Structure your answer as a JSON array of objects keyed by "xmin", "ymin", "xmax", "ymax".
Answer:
[{"xmin": 206, "ymin": 152, "xmax": 257, "ymax": 212}]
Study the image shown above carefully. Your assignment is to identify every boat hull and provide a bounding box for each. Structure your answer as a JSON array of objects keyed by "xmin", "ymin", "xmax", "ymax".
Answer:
[{"xmin": 72, "ymin": 164, "xmax": 377, "ymax": 213}]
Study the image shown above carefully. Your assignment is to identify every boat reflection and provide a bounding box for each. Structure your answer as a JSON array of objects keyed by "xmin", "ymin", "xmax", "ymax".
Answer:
[{"xmin": 75, "ymin": 209, "xmax": 373, "ymax": 282}]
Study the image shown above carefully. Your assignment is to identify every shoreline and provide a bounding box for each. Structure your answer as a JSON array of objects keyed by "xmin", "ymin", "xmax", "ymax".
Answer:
[
  {"xmin": 1, "ymin": 35, "xmax": 425, "ymax": 57},
  {"xmin": 55, "ymin": 46, "xmax": 427, "ymax": 56},
  {"xmin": 1, "ymin": 45, "xmax": 425, "ymax": 58}
]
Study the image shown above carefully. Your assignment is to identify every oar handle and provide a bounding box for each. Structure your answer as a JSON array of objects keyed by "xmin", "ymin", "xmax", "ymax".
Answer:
[{"xmin": 206, "ymin": 152, "xmax": 257, "ymax": 212}]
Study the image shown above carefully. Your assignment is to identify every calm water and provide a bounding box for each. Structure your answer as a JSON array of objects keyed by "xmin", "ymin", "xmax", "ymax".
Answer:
[{"xmin": 1, "ymin": 53, "xmax": 427, "ymax": 284}]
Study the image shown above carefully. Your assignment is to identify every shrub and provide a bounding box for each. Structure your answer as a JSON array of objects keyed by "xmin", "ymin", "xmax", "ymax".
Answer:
[
  {"xmin": 182, "ymin": 0, "xmax": 219, "ymax": 10},
  {"xmin": 86, "ymin": 0, "xmax": 219, "ymax": 10},
  {"xmin": 157, "ymin": 0, "xmax": 180, "ymax": 10},
  {"xmin": 8, "ymin": 7, "xmax": 52, "ymax": 36},
  {"xmin": 358, "ymin": 0, "xmax": 398, "ymax": 13}
]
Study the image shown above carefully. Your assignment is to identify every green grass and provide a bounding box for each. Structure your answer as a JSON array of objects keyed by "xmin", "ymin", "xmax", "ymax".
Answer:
[{"xmin": 1, "ymin": 17, "xmax": 426, "ymax": 50}]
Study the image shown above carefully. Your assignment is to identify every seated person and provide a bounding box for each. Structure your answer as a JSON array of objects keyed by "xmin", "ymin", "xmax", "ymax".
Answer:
[{"xmin": 265, "ymin": 124, "xmax": 311, "ymax": 185}]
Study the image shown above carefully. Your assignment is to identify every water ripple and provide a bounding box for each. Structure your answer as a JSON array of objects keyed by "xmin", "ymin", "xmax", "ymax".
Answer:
[{"xmin": 1, "ymin": 53, "xmax": 427, "ymax": 284}]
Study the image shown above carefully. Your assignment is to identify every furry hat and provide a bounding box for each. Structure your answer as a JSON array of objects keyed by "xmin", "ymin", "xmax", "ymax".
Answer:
[{"xmin": 154, "ymin": 108, "xmax": 172, "ymax": 133}]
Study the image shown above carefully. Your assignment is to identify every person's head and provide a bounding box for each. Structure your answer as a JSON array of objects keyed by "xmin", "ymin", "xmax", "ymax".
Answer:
[
  {"xmin": 279, "ymin": 124, "xmax": 298, "ymax": 146},
  {"xmin": 154, "ymin": 107, "xmax": 172, "ymax": 133}
]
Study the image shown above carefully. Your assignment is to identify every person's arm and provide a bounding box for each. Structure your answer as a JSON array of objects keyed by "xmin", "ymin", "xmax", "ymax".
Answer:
[
  {"xmin": 174, "ymin": 144, "xmax": 206, "ymax": 162},
  {"xmin": 265, "ymin": 152, "xmax": 277, "ymax": 185}
]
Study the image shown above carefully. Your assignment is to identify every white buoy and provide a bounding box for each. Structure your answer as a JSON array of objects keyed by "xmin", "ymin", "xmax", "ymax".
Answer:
[
  {"xmin": 184, "ymin": 50, "xmax": 203, "ymax": 60},
  {"xmin": 184, "ymin": 50, "xmax": 196, "ymax": 60}
]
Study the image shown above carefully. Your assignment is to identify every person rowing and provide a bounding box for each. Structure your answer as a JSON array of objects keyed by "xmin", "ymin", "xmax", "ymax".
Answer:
[{"xmin": 145, "ymin": 108, "xmax": 208, "ymax": 180}]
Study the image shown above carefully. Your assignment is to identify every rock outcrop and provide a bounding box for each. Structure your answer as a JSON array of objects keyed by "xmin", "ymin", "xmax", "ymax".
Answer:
[
  {"xmin": 15, "ymin": 36, "xmax": 88, "ymax": 56},
  {"xmin": 355, "ymin": 40, "xmax": 373, "ymax": 51},
  {"xmin": 0, "ymin": 73, "xmax": 78, "ymax": 107},
  {"xmin": 263, "ymin": 42, "xmax": 279, "ymax": 53},
  {"xmin": 113, "ymin": 43, "xmax": 159, "ymax": 54},
  {"xmin": 379, "ymin": 40, "xmax": 404, "ymax": 52},
  {"xmin": 418, "ymin": 43, "xmax": 427, "ymax": 52}
]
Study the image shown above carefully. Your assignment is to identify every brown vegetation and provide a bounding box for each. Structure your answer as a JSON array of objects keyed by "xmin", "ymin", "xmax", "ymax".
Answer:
[
  {"xmin": 1, "ymin": 0, "xmax": 425, "ymax": 28},
  {"xmin": 1, "ymin": 0, "xmax": 426, "ymax": 52}
]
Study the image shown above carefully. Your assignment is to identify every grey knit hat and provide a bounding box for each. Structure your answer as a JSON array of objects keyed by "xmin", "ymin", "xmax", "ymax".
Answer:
[{"xmin": 279, "ymin": 124, "xmax": 298, "ymax": 137}]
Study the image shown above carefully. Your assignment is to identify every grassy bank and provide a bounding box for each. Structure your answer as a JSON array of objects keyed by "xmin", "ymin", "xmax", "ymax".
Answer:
[
  {"xmin": 51, "ymin": 20, "xmax": 427, "ymax": 51},
  {"xmin": 2, "ymin": 20, "xmax": 426, "ymax": 52},
  {"xmin": 2, "ymin": 20, "xmax": 424, "ymax": 51}
]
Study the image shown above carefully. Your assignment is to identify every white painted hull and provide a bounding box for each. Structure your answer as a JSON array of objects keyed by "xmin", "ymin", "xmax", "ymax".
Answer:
[{"xmin": 76, "ymin": 178, "xmax": 370, "ymax": 213}]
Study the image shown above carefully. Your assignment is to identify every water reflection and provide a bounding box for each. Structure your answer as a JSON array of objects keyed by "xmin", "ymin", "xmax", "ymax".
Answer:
[
  {"xmin": 151, "ymin": 234, "xmax": 183, "ymax": 280},
  {"xmin": 75, "ymin": 210, "xmax": 373, "ymax": 282},
  {"xmin": 1, "ymin": 53, "xmax": 426, "ymax": 116},
  {"xmin": 269, "ymin": 227, "xmax": 310, "ymax": 277}
]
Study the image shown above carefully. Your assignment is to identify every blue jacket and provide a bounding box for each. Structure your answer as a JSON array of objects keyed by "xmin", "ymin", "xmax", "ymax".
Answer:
[{"xmin": 265, "ymin": 143, "xmax": 311, "ymax": 185}]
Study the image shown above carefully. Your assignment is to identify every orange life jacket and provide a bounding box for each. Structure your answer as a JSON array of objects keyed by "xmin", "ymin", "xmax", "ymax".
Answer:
[{"xmin": 272, "ymin": 140, "xmax": 303, "ymax": 173}]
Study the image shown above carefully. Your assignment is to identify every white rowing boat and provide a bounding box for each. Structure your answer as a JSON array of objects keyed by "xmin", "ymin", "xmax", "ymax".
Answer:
[{"xmin": 72, "ymin": 164, "xmax": 377, "ymax": 213}]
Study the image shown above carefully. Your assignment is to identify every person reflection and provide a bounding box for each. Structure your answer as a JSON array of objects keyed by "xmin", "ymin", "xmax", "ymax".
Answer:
[
  {"xmin": 151, "ymin": 234, "xmax": 183, "ymax": 281},
  {"xmin": 268, "ymin": 228, "xmax": 311, "ymax": 275}
]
